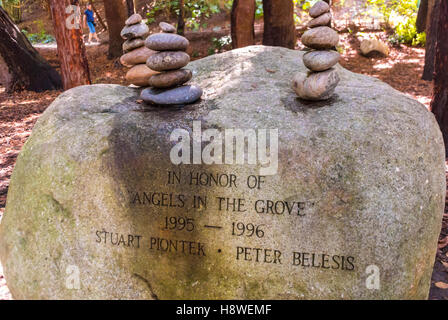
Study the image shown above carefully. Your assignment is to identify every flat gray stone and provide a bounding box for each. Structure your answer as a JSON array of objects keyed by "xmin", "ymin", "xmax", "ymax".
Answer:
[
  {"xmin": 120, "ymin": 23, "xmax": 149, "ymax": 40},
  {"xmin": 303, "ymin": 50, "xmax": 340, "ymax": 72},
  {"xmin": 159, "ymin": 22, "xmax": 176, "ymax": 33},
  {"xmin": 145, "ymin": 33, "xmax": 189, "ymax": 51},
  {"xmin": 308, "ymin": 12, "xmax": 332, "ymax": 28},
  {"xmin": 125, "ymin": 13, "xmax": 142, "ymax": 26},
  {"xmin": 301, "ymin": 26, "xmax": 339, "ymax": 49},
  {"xmin": 0, "ymin": 46, "xmax": 444, "ymax": 300},
  {"xmin": 146, "ymin": 51, "xmax": 190, "ymax": 71},
  {"xmin": 141, "ymin": 85, "xmax": 202, "ymax": 105},
  {"xmin": 122, "ymin": 38, "xmax": 145, "ymax": 53},
  {"xmin": 125, "ymin": 64, "xmax": 158, "ymax": 87},
  {"xmin": 309, "ymin": 1, "xmax": 330, "ymax": 18},
  {"xmin": 148, "ymin": 69, "xmax": 192, "ymax": 88},
  {"xmin": 120, "ymin": 46, "xmax": 155, "ymax": 67}
]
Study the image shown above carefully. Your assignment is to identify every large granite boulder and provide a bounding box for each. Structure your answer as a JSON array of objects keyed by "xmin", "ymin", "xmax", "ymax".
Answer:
[{"xmin": 0, "ymin": 46, "xmax": 445, "ymax": 299}]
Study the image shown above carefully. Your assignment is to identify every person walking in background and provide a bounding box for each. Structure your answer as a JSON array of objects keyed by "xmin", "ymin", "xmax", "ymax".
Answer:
[{"xmin": 84, "ymin": 2, "xmax": 100, "ymax": 44}]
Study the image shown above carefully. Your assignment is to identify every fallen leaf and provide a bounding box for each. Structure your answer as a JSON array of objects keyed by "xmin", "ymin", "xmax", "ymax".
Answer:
[
  {"xmin": 434, "ymin": 282, "xmax": 448, "ymax": 289},
  {"xmin": 265, "ymin": 68, "xmax": 276, "ymax": 73}
]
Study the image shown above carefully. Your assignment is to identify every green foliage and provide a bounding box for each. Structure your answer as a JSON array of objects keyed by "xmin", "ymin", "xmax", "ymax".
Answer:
[
  {"xmin": 254, "ymin": 0, "xmax": 263, "ymax": 19},
  {"xmin": 296, "ymin": 0, "xmax": 320, "ymax": 11},
  {"xmin": 146, "ymin": 0, "xmax": 263, "ymax": 30},
  {"xmin": 366, "ymin": 0, "xmax": 426, "ymax": 46},
  {"xmin": 22, "ymin": 23, "xmax": 55, "ymax": 44},
  {"xmin": 3, "ymin": 0, "xmax": 21, "ymax": 5},
  {"xmin": 208, "ymin": 35, "xmax": 231, "ymax": 55},
  {"xmin": 147, "ymin": 0, "xmax": 225, "ymax": 31}
]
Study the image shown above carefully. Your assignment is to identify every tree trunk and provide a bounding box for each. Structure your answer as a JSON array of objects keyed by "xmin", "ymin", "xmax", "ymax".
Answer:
[
  {"xmin": 91, "ymin": 1, "xmax": 107, "ymax": 31},
  {"xmin": 262, "ymin": 0, "xmax": 296, "ymax": 49},
  {"xmin": 177, "ymin": 0, "xmax": 185, "ymax": 36},
  {"xmin": 125, "ymin": 0, "xmax": 135, "ymax": 17},
  {"xmin": 322, "ymin": 0, "xmax": 331, "ymax": 27},
  {"xmin": 0, "ymin": 6, "xmax": 62, "ymax": 92},
  {"xmin": 103, "ymin": 0, "xmax": 127, "ymax": 59},
  {"xmin": 231, "ymin": 0, "xmax": 255, "ymax": 49},
  {"xmin": 50, "ymin": 0, "xmax": 91, "ymax": 90},
  {"xmin": 422, "ymin": 0, "xmax": 439, "ymax": 81},
  {"xmin": 416, "ymin": 0, "xmax": 428, "ymax": 33},
  {"xmin": 430, "ymin": 0, "xmax": 448, "ymax": 157}
]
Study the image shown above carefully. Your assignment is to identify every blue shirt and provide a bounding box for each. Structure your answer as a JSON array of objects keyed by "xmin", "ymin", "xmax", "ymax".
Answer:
[{"xmin": 84, "ymin": 9, "xmax": 94, "ymax": 22}]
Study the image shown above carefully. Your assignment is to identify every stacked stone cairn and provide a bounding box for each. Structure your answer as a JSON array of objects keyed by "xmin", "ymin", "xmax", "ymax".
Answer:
[
  {"xmin": 293, "ymin": 1, "xmax": 340, "ymax": 101},
  {"xmin": 140, "ymin": 22, "xmax": 202, "ymax": 106},
  {"xmin": 120, "ymin": 14, "xmax": 156, "ymax": 87}
]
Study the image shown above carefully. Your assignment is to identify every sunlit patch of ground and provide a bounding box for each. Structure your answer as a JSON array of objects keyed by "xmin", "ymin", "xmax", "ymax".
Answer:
[
  {"xmin": 0, "ymin": 89, "xmax": 61, "ymax": 209},
  {"xmin": 338, "ymin": 33, "xmax": 432, "ymax": 109},
  {"xmin": 0, "ymin": 262, "xmax": 11, "ymax": 300}
]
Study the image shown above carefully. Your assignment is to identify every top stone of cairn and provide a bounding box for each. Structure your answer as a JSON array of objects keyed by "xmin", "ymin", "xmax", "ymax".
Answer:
[
  {"xmin": 309, "ymin": 0, "xmax": 330, "ymax": 18},
  {"xmin": 160, "ymin": 21, "xmax": 176, "ymax": 33},
  {"xmin": 125, "ymin": 13, "xmax": 142, "ymax": 26},
  {"xmin": 145, "ymin": 33, "xmax": 189, "ymax": 51}
]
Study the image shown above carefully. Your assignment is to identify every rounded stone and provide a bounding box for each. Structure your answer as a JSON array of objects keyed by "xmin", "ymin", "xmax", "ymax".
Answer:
[
  {"xmin": 292, "ymin": 68, "xmax": 340, "ymax": 100},
  {"xmin": 160, "ymin": 22, "xmax": 176, "ymax": 33},
  {"xmin": 360, "ymin": 39, "xmax": 390, "ymax": 57},
  {"xmin": 125, "ymin": 64, "xmax": 158, "ymax": 87},
  {"xmin": 122, "ymin": 38, "xmax": 145, "ymax": 53},
  {"xmin": 141, "ymin": 85, "xmax": 202, "ymax": 105},
  {"xmin": 0, "ymin": 47, "xmax": 444, "ymax": 300},
  {"xmin": 120, "ymin": 46, "xmax": 155, "ymax": 67},
  {"xmin": 146, "ymin": 51, "xmax": 190, "ymax": 71},
  {"xmin": 148, "ymin": 69, "xmax": 192, "ymax": 88},
  {"xmin": 145, "ymin": 33, "xmax": 189, "ymax": 52},
  {"xmin": 301, "ymin": 26, "xmax": 339, "ymax": 49},
  {"xmin": 309, "ymin": 0, "xmax": 330, "ymax": 18},
  {"xmin": 308, "ymin": 12, "xmax": 332, "ymax": 28},
  {"xmin": 120, "ymin": 23, "xmax": 149, "ymax": 40},
  {"xmin": 125, "ymin": 13, "xmax": 142, "ymax": 26},
  {"xmin": 303, "ymin": 50, "xmax": 340, "ymax": 72}
]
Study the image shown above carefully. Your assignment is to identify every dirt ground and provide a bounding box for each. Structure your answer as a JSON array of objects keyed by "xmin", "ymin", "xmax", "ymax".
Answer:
[{"xmin": 0, "ymin": 29, "xmax": 447, "ymax": 299}]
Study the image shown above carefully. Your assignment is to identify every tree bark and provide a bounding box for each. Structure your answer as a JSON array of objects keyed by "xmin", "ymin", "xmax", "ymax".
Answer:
[
  {"xmin": 125, "ymin": 0, "xmax": 135, "ymax": 17},
  {"xmin": 422, "ymin": 0, "xmax": 439, "ymax": 81},
  {"xmin": 430, "ymin": 0, "xmax": 448, "ymax": 157},
  {"xmin": 91, "ymin": 1, "xmax": 107, "ymax": 31},
  {"xmin": 262, "ymin": 0, "xmax": 296, "ymax": 49},
  {"xmin": 50, "ymin": 0, "xmax": 91, "ymax": 90},
  {"xmin": 416, "ymin": 0, "xmax": 428, "ymax": 33},
  {"xmin": 0, "ymin": 6, "xmax": 62, "ymax": 92},
  {"xmin": 103, "ymin": 0, "xmax": 127, "ymax": 59},
  {"xmin": 231, "ymin": 0, "xmax": 255, "ymax": 49},
  {"xmin": 177, "ymin": 0, "xmax": 185, "ymax": 36}
]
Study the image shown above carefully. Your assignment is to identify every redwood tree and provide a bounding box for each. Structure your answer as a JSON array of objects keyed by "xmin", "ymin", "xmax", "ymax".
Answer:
[
  {"xmin": 231, "ymin": 0, "xmax": 255, "ymax": 48},
  {"xmin": 91, "ymin": 1, "xmax": 107, "ymax": 31},
  {"xmin": 50, "ymin": 0, "xmax": 91, "ymax": 90},
  {"xmin": 0, "ymin": 6, "xmax": 61, "ymax": 92},
  {"xmin": 125, "ymin": 0, "xmax": 135, "ymax": 17},
  {"xmin": 177, "ymin": 0, "xmax": 185, "ymax": 36},
  {"xmin": 262, "ymin": 0, "xmax": 296, "ymax": 49},
  {"xmin": 103, "ymin": 0, "xmax": 127, "ymax": 59},
  {"xmin": 420, "ymin": 0, "xmax": 437, "ymax": 80},
  {"xmin": 430, "ymin": 0, "xmax": 448, "ymax": 157}
]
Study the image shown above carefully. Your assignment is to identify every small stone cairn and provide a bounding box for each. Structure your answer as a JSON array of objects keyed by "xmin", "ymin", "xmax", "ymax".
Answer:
[
  {"xmin": 120, "ymin": 14, "xmax": 156, "ymax": 87},
  {"xmin": 293, "ymin": 1, "xmax": 340, "ymax": 101},
  {"xmin": 140, "ymin": 22, "xmax": 202, "ymax": 106}
]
